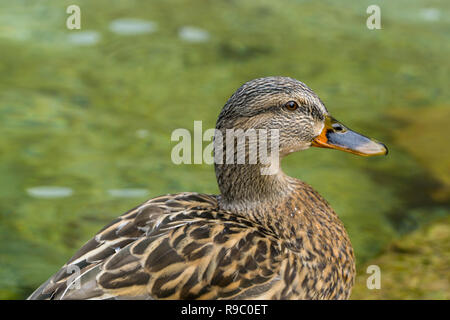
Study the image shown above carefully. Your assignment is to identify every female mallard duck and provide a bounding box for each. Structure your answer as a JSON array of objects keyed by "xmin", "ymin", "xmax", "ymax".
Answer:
[{"xmin": 28, "ymin": 76, "xmax": 387, "ymax": 300}]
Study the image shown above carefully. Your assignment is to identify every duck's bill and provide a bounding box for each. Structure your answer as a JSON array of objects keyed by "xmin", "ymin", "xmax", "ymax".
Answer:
[{"xmin": 311, "ymin": 116, "xmax": 388, "ymax": 156}]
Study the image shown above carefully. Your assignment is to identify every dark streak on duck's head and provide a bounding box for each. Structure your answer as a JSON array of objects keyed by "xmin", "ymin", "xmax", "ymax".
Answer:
[{"xmin": 216, "ymin": 76, "xmax": 388, "ymax": 159}]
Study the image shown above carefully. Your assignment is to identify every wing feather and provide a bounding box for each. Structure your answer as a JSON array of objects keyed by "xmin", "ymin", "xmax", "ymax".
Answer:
[{"xmin": 28, "ymin": 193, "xmax": 289, "ymax": 300}]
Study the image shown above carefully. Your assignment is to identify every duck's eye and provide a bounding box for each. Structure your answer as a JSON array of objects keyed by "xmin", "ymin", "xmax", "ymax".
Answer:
[{"xmin": 285, "ymin": 101, "xmax": 299, "ymax": 111}]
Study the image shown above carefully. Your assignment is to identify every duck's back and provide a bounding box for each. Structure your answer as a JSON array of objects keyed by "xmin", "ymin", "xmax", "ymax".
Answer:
[
  {"xmin": 28, "ymin": 189, "xmax": 354, "ymax": 300},
  {"xmin": 28, "ymin": 193, "xmax": 283, "ymax": 299}
]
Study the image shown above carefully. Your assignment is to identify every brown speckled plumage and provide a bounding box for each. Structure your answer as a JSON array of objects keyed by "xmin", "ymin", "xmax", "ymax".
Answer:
[{"xmin": 29, "ymin": 76, "xmax": 387, "ymax": 300}]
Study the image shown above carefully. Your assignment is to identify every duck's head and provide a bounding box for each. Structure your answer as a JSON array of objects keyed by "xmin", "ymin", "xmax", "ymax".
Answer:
[{"xmin": 216, "ymin": 76, "xmax": 388, "ymax": 158}]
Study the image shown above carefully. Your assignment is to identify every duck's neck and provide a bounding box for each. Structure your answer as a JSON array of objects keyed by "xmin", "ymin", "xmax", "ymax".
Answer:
[{"xmin": 215, "ymin": 161, "xmax": 295, "ymax": 219}]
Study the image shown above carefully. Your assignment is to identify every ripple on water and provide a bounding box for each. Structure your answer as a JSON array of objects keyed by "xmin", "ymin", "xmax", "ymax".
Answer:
[
  {"xmin": 420, "ymin": 8, "xmax": 440, "ymax": 22},
  {"xmin": 178, "ymin": 26, "xmax": 210, "ymax": 43},
  {"xmin": 26, "ymin": 186, "xmax": 74, "ymax": 199},
  {"xmin": 136, "ymin": 129, "xmax": 150, "ymax": 139},
  {"xmin": 67, "ymin": 31, "xmax": 101, "ymax": 45},
  {"xmin": 108, "ymin": 188, "xmax": 149, "ymax": 198},
  {"xmin": 109, "ymin": 19, "xmax": 157, "ymax": 35}
]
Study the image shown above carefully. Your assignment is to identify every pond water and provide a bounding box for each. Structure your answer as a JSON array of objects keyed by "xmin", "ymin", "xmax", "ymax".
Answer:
[{"xmin": 0, "ymin": 0, "xmax": 448, "ymax": 299}]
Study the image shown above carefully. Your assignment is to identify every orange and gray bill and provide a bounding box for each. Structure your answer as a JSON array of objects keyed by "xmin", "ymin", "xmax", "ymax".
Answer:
[{"xmin": 312, "ymin": 116, "xmax": 388, "ymax": 156}]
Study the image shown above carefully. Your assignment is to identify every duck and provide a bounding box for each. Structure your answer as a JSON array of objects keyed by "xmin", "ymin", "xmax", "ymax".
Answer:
[{"xmin": 28, "ymin": 76, "xmax": 387, "ymax": 300}]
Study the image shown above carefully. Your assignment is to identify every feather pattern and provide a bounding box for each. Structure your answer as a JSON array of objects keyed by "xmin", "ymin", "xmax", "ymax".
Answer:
[{"xmin": 29, "ymin": 187, "xmax": 354, "ymax": 300}]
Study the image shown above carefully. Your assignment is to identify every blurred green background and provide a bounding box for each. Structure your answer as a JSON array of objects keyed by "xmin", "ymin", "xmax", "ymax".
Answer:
[{"xmin": 0, "ymin": 0, "xmax": 448, "ymax": 299}]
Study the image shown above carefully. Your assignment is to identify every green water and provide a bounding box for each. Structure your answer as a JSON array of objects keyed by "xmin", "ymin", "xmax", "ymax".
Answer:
[{"xmin": 0, "ymin": 0, "xmax": 449, "ymax": 299}]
